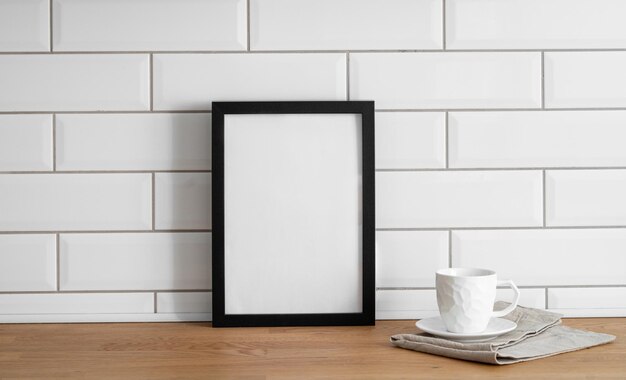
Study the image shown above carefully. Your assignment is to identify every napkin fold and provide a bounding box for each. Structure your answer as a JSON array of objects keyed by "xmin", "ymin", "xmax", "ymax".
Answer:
[{"xmin": 390, "ymin": 302, "xmax": 615, "ymax": 365}]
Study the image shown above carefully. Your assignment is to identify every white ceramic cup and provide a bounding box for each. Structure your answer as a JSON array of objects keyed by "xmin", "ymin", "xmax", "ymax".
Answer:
[{"xmin": 436, "ymin": 268, "xmax": 520, "ymax": 333}]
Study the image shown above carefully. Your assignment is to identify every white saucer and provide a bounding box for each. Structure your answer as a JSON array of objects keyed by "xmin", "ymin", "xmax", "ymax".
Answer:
[{"xmin": 416, "ymin": 317, "xmax": 517, "ymax": 343}]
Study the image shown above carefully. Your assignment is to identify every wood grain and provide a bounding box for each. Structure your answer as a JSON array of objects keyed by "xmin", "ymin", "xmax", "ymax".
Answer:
[{"xmin": 0, "ymin": 319, "xmax": 623, "ymax": 379}]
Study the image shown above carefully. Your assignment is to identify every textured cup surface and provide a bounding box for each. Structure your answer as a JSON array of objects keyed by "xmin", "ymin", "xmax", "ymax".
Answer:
[{"xmin": 436, "ymin": 268, "xmax": 497, "ymax": 333}]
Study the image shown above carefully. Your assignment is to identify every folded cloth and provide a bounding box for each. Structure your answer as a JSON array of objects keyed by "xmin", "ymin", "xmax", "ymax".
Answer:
[{"xmin": 390, "ymin": 302, "xmax": 615, "ymax": 365}]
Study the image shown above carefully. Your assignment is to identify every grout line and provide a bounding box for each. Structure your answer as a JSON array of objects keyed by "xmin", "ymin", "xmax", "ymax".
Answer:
[
  {"xmin": 447, "ymin": 230, "xmax": 452, "ymax": 267},
  {"xmin": 55, "ymin": 234, "xmax": 60, "ymax": 291},
  {"xmin": 375, "ymin": 167, "xmax": 626, "ymax": 172},
  {"xmin": 376, "ymin": 225, "xmax": 626, "ymax": 231},
  {"xmin": 0, "ymin": 50, "xmax": 382, "ymax": 55},
  {"xmin": 442, "ymin": 0, "xmax": 446, "ymax": 50},
  {"xmin": 0, "ymin": 110, "xmax": 211, "ymax": 115},
  {"xmin": 444, "ymin": 112, "xmax": 449, "ymax": 168},
  {"xmin": 375, "ymin": 107, "xmax": 626, "ymax": 112},
  {"xmin": 51, "ymin": 114, "xmax": 56, "ymax": 171},
  {"xmin": 48, "ymin": 0, "xmax": 53, "ymax": 52},
  {"xmin": 542, "ymin": 170, "xmax": 547, "ymax": 227},
  {"xmin": 7, "ymin": 167, "xmax": 626, "ymax": 175},
  {"xmin": 545, "ymin": 288, "xmax": 549, "ymax": 309},
  {"xmin": 246, "ymin": 0, "xmax": 251, "ymax": 51},
  {"xmin": 346, "ymin": 52, "xmax": 350, "ymax": 100},
  {"xmin": 541, "ymin": 51, "xmax": 546, "ymax": 109},
  {"xmin": 149, "ymin": 54, "xmax": 154, "ymax": 111},
  {"xmin": 6, "ymin": 107, "xmax": 626, "ymax": 115},
  {"xmin": 4, "ymin": 225, "xmax": 626, "ymax": 234},
  {"xmin": 0, "ymin": 230, "xmax": 212, "ymax": 235},
  {"xmin": 1, "ymin": 286, "xmax": 623, "ymax": 296},
  {"xmin": 154, "ymin": 292, "xmax": 157, "ymax": 313},
  {"xmin": 154, "ymin": 228, "xmax": 212, "ymax": 232},
  {"xmin": 151, "ymin": 173, "xmax": 156, "ymax": 230},
  {"xmin": 6, "ymin": 48, "xmax": 626, "ymax": 55},
  {"xmin": 3, "ymin": 167, "xmax": 626, "ymax": 175},
  {"xmin": 377, "ymin": 285, "xmax": 626, "ymax": 291},
  {"xmin": 377, "ymin": 109, "xmax": 538, "ymax": 113},
  {"xmin": 0, "ymin": 289, "xmax": 213, "ymax": 295},
  {"xmin": 0, "ymin": 170, "xmax": 211, "ymax": 174}
]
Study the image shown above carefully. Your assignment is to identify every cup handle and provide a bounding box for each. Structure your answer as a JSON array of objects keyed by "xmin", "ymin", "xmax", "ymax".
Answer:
[{"xmin": 492, "ymin": 279, "xmax": 520, "ymax": 318}]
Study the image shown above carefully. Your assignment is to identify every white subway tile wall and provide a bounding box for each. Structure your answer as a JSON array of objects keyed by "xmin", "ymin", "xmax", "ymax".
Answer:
[
  {"xmin": 375, "ymin": 112, "xmax": 446, "ymax": 169},
  {"xmin": 446, "ymin": 0, "xmax": 626, "ymax": 50},
  {"xmin": 59, "ymin": 233, "xmax": 211, "ymax": 290},
  {"xmin": 156, "ymin": 292, "xmax": 212, "ymax": 314},
  {"xmin": 0, "ymin": 235, "xmax": 56, "ymax": 291},
  {"xmin": 155, "ymin": 173, "xmax": 212, "ymax": 230},
  {"xmin": 0, "ymin": 293, "xmax": 153, "ymax": 315},
  {"xmin": 0, "ymin": 114, "xmax": 53, "ymax": 171},
  {"xmin": 56, "ymin": 113, "xmax": 211, "ymax": 171},
  {"xmin": 545, "ymin": 52, "xmax": 626, "ymax": 108},
  {"xmin": 0, "ymin": 174, "xmax": 152, "ymax": 231},
  {"xmin": 0, "ymin": 54, "xmax": 150, "ymax": 111},
  {"xmin": 52, "ymin": 0, "xmax": 247, "ymax": 52},
  {"xmin": 250, "ymin": 0, "xmax": 442, "ymax": 51},
  {"xmin": 376, "ymin": 288, "xmax": 545, "ymax": 320},
  {"xmin": 376, "ymin": 171, "xmax": 543, "ymax": 228},
  {"xmin": 0, "ymin": 0, "xmax": 49, "ymax": 52},
  {"xmin": 548, "ymin": 288, "xmax": 626, "ymax": 317},
  {"xmin": 153, "ymin": 53, "xmax": 346, "ymax": 110},
  {"xmin": 449, "ymin": 111, "xmax": 626, "ymax": 168},
  {"xmin": 0, "ymin": 0, "xmax": 624, "ymax": 322},
  {"xmin": 376, "ymin": 289, "xmax": 438, "ymax": 320},
  {"xmin": 350, "ymin": 52, "xmax": 541, "ymax": 109},
  {"xmin": 376, "ymin": 231, "xmax": 448, "ymax": 288},
  {"xmin": 497, "ymin": 288, "xmax": 546, "ymax": 310},
  {"xmin": 452, "ymin": 229, "xmax": 626, "ymax": 286},
  {"xmin": 546, "ymin": 170, "xmax": 626, "ymax": 226}
]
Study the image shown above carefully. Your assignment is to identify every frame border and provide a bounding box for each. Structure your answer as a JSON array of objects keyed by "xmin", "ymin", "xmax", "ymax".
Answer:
[{"xmin": 212, "ymin": 101, "xmax": 375, "ymax": 327}]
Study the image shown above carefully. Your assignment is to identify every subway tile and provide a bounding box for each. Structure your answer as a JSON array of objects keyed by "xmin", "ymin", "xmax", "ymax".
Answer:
[
  {"xmin": 496, "ymin": 288, "xmax": 545, "ymax": 310},
  {"xmin": 376, "ymin": 171, "xmax": 542, "ymax": 228},
  {"xmin": 0, "ymin": 235, "xmax": 56, "ymax": 291},
  {"xmin": 0, "ymin": 293, "xmax": 153, "ymax": 314},
  {"xmin": 546, "ymin": 170, "xmax": 626, "ymax": 226},
  {"xmin": 60, "ymin": 233, "xmax": 211, "ymax": 290},
  {"xmin": 0, "ymin": 114, "xmax": 53, "ymax": 171},
  {"xmin": 250, "ymin": 0, "xmax": 442, "ymax": 50},
  {"xmin": 350, "ymin": 52, "xmax": 541, "ymax": 109},
  {"xmin": 157, "ymin": 292, "xmax": 212, "ymax": 313},
  {"xmin": 0, "ymin": 0, "xmax": 49, "ymax": 52},
  {"xmin": 376, "ymin": 289, "xmax": 438, "ymax": 320},
  {"xmin": 545, "ymin": 52, "xmax": 626, "ymax": 108},
  {"xmin": 548, "ymin": 288, "xmax": 626, "ymax": 317},
  {"xmin": 53, "ymin": 0, "xmax": 246, "ymax": 51},
  {"xmin": 0, "ymin": 54, "xmax": 149, "ymax": 112},
  {"xmin": 56, "ymin": 114, "xmax": 211, "ymax": 171},
  {"xmin": 0, "ymin": 312, "xmax": 210, "ymax": 323},
  {"xmin": 452, "ymin": 229, "xmax": 626, "ymax": 286},
  {"xmin": 155, "ymin": 173, "xmax": 211, "ymax": 230},
  {"xmin": 376, "ymin": 289, "xmax": 545, "ymax": 320},
  {"xmin": 0, "ymin": 174, "xmax": 151, "ymax": 231},
  {"xmin": 447, "ymin": 0, "xmax": 626, "ymax": 50},
  {"xmin": 376, "ymin": 231, "xmax": 448, "ymax": 287},
  {"xmin": 153, "ymin": 53, "xmax": 346, "ymax": 110},
  {"xmin": 449, "ymin": 111, "xmax": 626, "ymax": 168},
  {"xmin": 375, "ymin": 112, "xmax": 445, "ymax": 169}
]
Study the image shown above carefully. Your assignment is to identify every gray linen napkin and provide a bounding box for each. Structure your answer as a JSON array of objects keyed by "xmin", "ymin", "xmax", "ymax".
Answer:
[{"xmin": 390, "ymin": 302, "xmax": 615, "ymax": 365}]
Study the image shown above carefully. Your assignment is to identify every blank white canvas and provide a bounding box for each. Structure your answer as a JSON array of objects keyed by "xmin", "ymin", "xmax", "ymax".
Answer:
[{"xmin": 224, "ymin": 113, "xmax": 363, "ymax": 314}]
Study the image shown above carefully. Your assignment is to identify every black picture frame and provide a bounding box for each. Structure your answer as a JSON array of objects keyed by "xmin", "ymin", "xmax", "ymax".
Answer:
[{"xmin": 212, "ymin": 101, "xmax": 375, "ymax": 327}]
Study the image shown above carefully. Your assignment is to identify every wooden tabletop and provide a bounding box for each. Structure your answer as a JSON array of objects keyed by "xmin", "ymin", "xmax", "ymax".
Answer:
[{"xmin": 0, "ymin": 319, "xmax": 623, "ymax": 379}]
